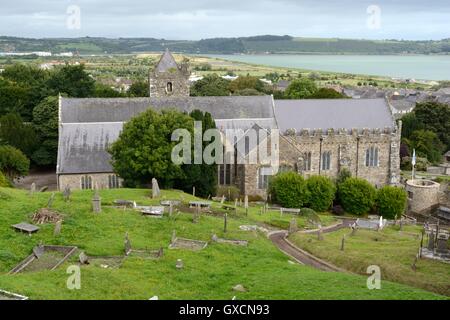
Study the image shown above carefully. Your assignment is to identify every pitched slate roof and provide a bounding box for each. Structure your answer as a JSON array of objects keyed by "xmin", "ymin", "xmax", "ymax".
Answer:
[
  {"xmin": 155, "ymin": 49, "xmax": 179, "ymax": 73},
  {"xmin": 274, "ymin": 98, "xmax": 395, "ymax": 133},
  {"xmin": 60, "ymin": 96, "xmax": 275, "ymax": 123}
]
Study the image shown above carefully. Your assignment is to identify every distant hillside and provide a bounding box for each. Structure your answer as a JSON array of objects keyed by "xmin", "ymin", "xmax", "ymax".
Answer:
[{"xmin": 1, "ymin": 35, "xmax": 449, "ymax": 55}]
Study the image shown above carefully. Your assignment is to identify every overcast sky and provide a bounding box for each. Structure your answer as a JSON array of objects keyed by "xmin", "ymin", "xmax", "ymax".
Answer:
[{"xmin": 1, "ymin": 0, "xmax": 449, "ymax": 40}]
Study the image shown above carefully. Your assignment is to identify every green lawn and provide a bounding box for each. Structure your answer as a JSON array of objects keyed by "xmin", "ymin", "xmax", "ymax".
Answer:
[
  {"xmin": 289, "ymin": 226, "xmax": 450, "ymax": 297},
  {"xmin": 0, "ymin": 187, "xmax": 446, "ymax": 300}
]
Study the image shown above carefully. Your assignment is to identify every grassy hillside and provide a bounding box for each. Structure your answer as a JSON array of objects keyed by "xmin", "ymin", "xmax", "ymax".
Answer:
[
  {"xmin": 0, "ymin": 187, "xmax": 445, "ymax": 300},
  {"xmin": 1, "ymin": 35, "xmax": 449, "ymax": 55}
]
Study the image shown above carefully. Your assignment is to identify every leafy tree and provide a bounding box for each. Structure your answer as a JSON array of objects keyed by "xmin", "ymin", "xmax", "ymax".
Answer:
[
  {"xmin": 0, "ymin": 145, "xmax": 30, "ymax": 180},
  {"xmin": 128, "ymin": 80, "xmax": 149, "ymax": 97},
  {"xmin": 177, "ymin": 110, "xmax": 218, "ymax": 197},
  {"xmin": 414, "ymin": 102, "xmax": 450, "ymax": 150},
  {"xmin": 233, "ymin": 88, "xmax": 264, "ymax": 96},
  {"xmin": 94, "ymin": 83, "xmax": 126, "ymax": 97},
  {"xmin": 404, "ymin": 130, "xmax": 444, "ymax": 164},
  {"xmin": 190, "ymin": 74, "xmax": 230, "ymax": 96},
  {"xmin": 400, "ymin": 113, "xmax": 424, "ymax": 141},
  {"xmin": 47, "ymin": 64, "xmax": 95, "ymax": 97},
  {"xmin": 269, "ymin": 172, "xmax": 309, "ymax": 208},
  {"xmin": 338, "ymin": 178, "xmax": 377, "ymax": 215},
  {"xmin": 0, "ymin": 113, "xmax": 37, "ymax": 158},
  {"xmin": 306, "ymin": 175, "xmax": 336, "ymax": 212},
  {"xmin": 109, "ymin": 109, "xmax": 194, "ymax": 188},
  {"xmin": 376, "ymin": 186, "xmax": 407, "ymax": 219},
  {"xmin": 31, "ymin": 96, "xmax": 59, "ymax": 166},
  {"xmin": 228, "ymin": 76, "xmax": 265, "ymax": 94},
  {"xmin": 307, "ymin": 88, "xmax": 347, "ymax": 99},
  {"xmin": 284, "ymin": 78, "xmax": 318, "ymax": 99},
  {"xmin": 0, "ymin": 78, "xmax": 30, "ymax": 119}
]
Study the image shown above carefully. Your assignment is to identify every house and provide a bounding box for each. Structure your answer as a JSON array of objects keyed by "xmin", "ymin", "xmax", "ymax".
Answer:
[{"xmin": 57, "ymin": 50, "xmax": 401, "ymax": 197}]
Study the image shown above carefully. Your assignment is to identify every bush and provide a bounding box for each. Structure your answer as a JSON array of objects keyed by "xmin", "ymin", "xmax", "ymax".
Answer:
[
  {"xmin": 376, "ymin": 186, "xmax": 407, "ymax": 219},
  {"xmin": 216, "ymin": 185, "xmax": 240, "ymax": 201},
  {"xmin": 338, "ymin": 178, "xmax": 377, "ymax": 215},
  {"xmin": 306, "ymin": 175, "xmax": 336, "ymax": 212},
  {"xmin": 0, "ymin": 171, "xmax": 11, "ymax": 187},
  {"xmin": 269, "ymin": 172, "xmax": 309, "ymax": 208},
  {"xmin": 0, "ymin": 145, "xmax": 30, "ymax": 180}
]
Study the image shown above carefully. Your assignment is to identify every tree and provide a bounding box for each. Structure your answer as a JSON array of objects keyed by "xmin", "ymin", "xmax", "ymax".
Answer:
[
  {"xmin": 0, "ymin": 170, "xmax": 10, "ymax": 187},
  {"xmin": 269, "ymin": 172, "xmax": 309, "ymax": 208},
  {"xmin": 47, "ymin": 64, "xmax": 95, "ymax": 97},
  {"xmin": 109, "ymin": 109, "xmax": 194, "ymax": 188},
  {"xmin": 338, "ymin": 178, "xmax": 377, "ymax": 215},
  {"xmin": 128, "ymin": 80, "xmax": 149, "ymax": 97},
  {"xmin": 307, "ymin": 88, "xmax": 347, "ymax": 99},
  {"xmin": 233, "ymin": 88, "xmax": 264, "ymax": 96},
  {"xmin": 414, "ymin": 102, "xmax": 450, "ymax": 150},
  {"xmin": 190, "ymin": 74, "xmax": 230, "ymax": 97},
  {"xmin": 31, "ymin": 96, "xmax": 59, "ymax": 166},
  {"xmin": 177, "ymin": 110, "xmax": 218, "ymax": 198},
  {"xmin": 405, "ymin": 130, "xmax": 444, "ymax": 164},
  {"xmin": 376, "ymin": 186, "xmax": 407, "ymax": 219},
  {"xmin": 400, "ymin": 112, "xmax": 424, "ymax": 141},
  {"xmin": 228, "ymin": 76, "xmax": 265, "ymax": 94},
  {"xmin": 0, "ymin": 145, "xmax": 30, "ymax": 180},
  {"xmin": 0, "ymin": 113, "xmax": 37, "ymax": 158},
  {"xmin": 94, "ymin": 83, "xmax": 126, "ymax": 97},
  {"xmin": 0, "ymin": 78, "xmax": 30, "ymax": 120},
  {"xmin": 306, "ymin": 176, "xmax": 336, "ymax": 212},
  {"xmin": 284, "ymin": 78, "xmax": 318, "ymax": 99}
]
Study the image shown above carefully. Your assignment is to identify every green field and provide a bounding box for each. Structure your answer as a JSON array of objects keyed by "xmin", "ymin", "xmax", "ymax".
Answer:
[{"xmin": 0, "ymin": 187, "xmax": 446, "ymax": 300}]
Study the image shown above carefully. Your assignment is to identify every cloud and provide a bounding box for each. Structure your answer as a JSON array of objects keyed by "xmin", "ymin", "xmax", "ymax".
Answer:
[{"xmin": 0, "ymin": 0, "xmax": 449, "ymax": 39}]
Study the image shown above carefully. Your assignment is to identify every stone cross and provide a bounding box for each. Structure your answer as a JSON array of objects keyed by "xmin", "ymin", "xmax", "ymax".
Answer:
[
  {"xmin": 124, "ymin": 232, "xmax": 132, "ymax": 256},
  {"xmin": 53, "ymin": 220, "xmax": 62, "ymax": 236},
  {"xmin": 152, "ymin": 178, "xmax": 160, "ymax": 199},
  {"xmin": 29, "ymin": 182, "xmax": 36, "ymax": 196},
  {"xmin": 47, "ymin": 193, "xmax": 55, "ymax": 208},
  {"xmin": 224, "ymin": 213, "xmax": 228, "ymax": 233}
]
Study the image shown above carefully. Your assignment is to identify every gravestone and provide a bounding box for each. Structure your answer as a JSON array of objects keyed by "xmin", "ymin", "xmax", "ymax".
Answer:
[
  {"xmin": 192, "ymin": 186, "xmax": 195, "ymax": 197},
  {"xmin": 79, "ymin": 252, "xmax": 89, "ymax": 265},
  {"xmin": 234, "ymin": 199, "xmax": 238, "ymax": 207},
  {"xmin": 171, "ymin": 230, "xmax": 177, "ymax": 245},
  {"xmin": 340, "ymin": 234, "xmax": 346, "ymax": 251},
  {"xmin": 63, "ymin": 186, "xmax": 71, "ymax": 202},
  {"xmin": 224, "ymin": 213, "xmax": 228, "ymax": 233},
  {"xmin": 436, "ymin": 233, "xmax": 449, "ymax": 254},
  {"xmin": 124, "ymin": 233, "xmax": 132, "ymax": 256},
  {"xmin": 318, "ymin": 226, "xmax": 323, "ymax": 241},
  {"xmin": 152, "ymin": 178, "xmax": 160, "ymax": 199},
  {"xmin": 176, "ymin": 259, "xmax": 184, "ymax": 269},
  {"xmin": 351, "ymin": 224, "xmax": 358, "ymax": 236},
  {"xmin": 47, "ymin": 193, "xmax": 55, "ymax": 208},
  {"xmin": 289, "ymin": 218, "xmax": 298, "ymax": 234},
  {"xmin": 411, "ymin": 254, "xmax": 418, "ymax": 271},
  {"xmin": 193, "ymin": 204, "xmax": 200, "ymax": 223},
  {"xmin": 92, "ymin": 189, "xmax": 101, "ymax": 213},
  {"xmin": 220, "ymin": 195, "xmax": 225, "ymax": 204},
  {"xmin": 53, "ymin": 220, "xmax": 62, "ymax": 236},
  {"xmin": 33, "ymin": 244, "xmax": 45, "ymax": 259},
  {"xmin": 169, "ymin": 202, "xmax": 173, "ymax": 217},
  {"xmin": 29, "ymin": 183, "xmax": 36, "ymax": 196},
  {"xmin": 244, "ymin": 195, "xmax": 248, "ymax": 209},
  {"xmin": 428, "ymin": 231, "xmax": 435, "ymax": 251}
]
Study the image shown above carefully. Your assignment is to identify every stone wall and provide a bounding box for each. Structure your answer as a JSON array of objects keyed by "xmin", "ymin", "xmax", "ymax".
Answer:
[
  {"xmin": 58, "ymin": 173, "xmax": 123, "ymax": 191},
  {"xmin": 406, "ymin": 179, "xmax": 441, "ymax": 213},
  {"xmin": 149, "ymin": 68, "xmax": 190, "ymax": 98}
]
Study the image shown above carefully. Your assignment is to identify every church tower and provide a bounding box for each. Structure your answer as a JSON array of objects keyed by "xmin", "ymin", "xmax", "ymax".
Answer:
[{"xmin": 149, "ymin": 49, "xmax": 190, "ymax": 97}]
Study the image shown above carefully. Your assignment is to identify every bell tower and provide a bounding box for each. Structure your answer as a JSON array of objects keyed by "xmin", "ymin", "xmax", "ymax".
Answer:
[{"xmin": 149, "ymin": 49, "xmax": 190, "ymax": 97}]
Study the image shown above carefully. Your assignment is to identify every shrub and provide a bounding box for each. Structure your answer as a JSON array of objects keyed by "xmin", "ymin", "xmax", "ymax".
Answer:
[
  {"xmin": 336, "ymin": 168, "xmax": 352, "ymax": 185},
  {"xmin": 338, "ymin": 178, "xmax": 377, "ymax": 215},
  {"xmin": 0, "ymin": 145, "xmax": 30, "ymax": 181},
  {"xmin": 216, "ymin": 185, "xmax": 240, "ymax": 201},
  {"xmin": 376, "ymin": 186, "xmax": 407, "ymax": 219},
  {"xmin": 269, "ymin": 172, "xmax": 309, "ymax": 208},
  {"xmin": 306, "ymin": 176, "xmax": 336, "ymax": 212},
  {"xmin": 0, "ymin": 171, "xmax": 11, "ymax": 187}
]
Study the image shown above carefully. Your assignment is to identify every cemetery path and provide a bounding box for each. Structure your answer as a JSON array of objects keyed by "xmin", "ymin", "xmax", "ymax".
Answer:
[{"xmin": 269, "ymin": 219, "xmax": 356, "ymax": 272}]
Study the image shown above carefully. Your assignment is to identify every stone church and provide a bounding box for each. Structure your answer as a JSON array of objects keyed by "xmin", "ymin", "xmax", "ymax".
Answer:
[{"xmin": 57, "ymin": 50, "xmax": 401, "ymax": 198}]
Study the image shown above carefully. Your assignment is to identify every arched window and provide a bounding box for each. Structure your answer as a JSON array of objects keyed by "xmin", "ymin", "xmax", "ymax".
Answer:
[
  {"xmin": 365, "ymin": 146, "xmax": 379, "ymax": 167},
  {"xmin": 321, "ymin": 151, "xmax": 331, "ymax": 171},
  {"xmin": 108, "ymin": 175, "xmax": 120, "ymax": 189},
  {"xmin": 258, "ymin": 166, "xmax": 272, "ymax": 190},
  {"xmin": 303, "ymin": 152, "xmax": 312, "ymax": 171},
  {"xmin": 166, "ymin": 82, "xmax": 173, "ymax": 93},
  {"xmin": 81, "ymin": 175, "xmax": 92, "ymax": 190}
]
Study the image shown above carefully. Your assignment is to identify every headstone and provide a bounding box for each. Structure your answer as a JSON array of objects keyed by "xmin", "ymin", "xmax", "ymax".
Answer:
[
  {"xmin": 152, "ymin": 178, "xmax": 160, "ymax": 199},
  {"xmin": 33, "ymin": 244, "xmax": 44, "ymax": 259},
  {"xmin": 399, "ymin": 218, "xmax": 404, "ymax": 231},
  {"xmin": 220, "ymin": 195, "xmax": 225, "ymax": 204},
  {"xmin": 427, "ymin": 231, "xmax": 435, "ymax": 251},
  {"xmin": 411, "ymin": 254, "xmax": 418, "ymax": 271},
  {"xmin": 244, "ymin": 195, "xmax": 248, "ymax": 209},
  {"xmin": 351, "ymin": 224, "xmax": 358, "ymax": 236},
  {"xmin": 318, "ymin": 226, "xmax": 323, "ymax": 241},
  {"xmin": 169, "ymin": 202, "xmax": 173, "ymax": 217},
  {"xmin": 29, "ymin": 183, "xmax": 36, "ymax": 196},
  {"xmin": 47, "ymin": 193, "xmax": 55, "ymax": 208},
  {"xmin": 224, "ymin": 213, "xmax": 228, "ymax": 233},
  {"xmin": 171, "ymin": 230, "xmax": 177, "ymax": 245},
  {"xmin": 193, "ymin": 204, "xmax": 200, "ymax": 223},
  {"xmin": 92, "ymin": 191, "xmax": 101, "ymax": 213},
  {"xmin": 63, "ymin": 186, "xmax": 71, "ymax": 202},
  {"xmin": 211, "ymin": 234, "xmax": 219, "ymax": 242},
  {"xmin": 234, "ymin": 199, "xmax": 238, "ymax": 207},
  {"xmin": 192, "ymin": 186, "xmax": 195, "ymax": 197},
  {"xmin": 124, "ymin": 232, "xmax": 132, "ymax": 256},
  {"xmin": 79, "ymin": 251, "xmax": 89, "ymax": 265},
  {"xmin": 176, "ymin": 259, "xmax": 183, "ymax": 269},
  {"xmin": 289, "ymin": 218, "xmax": 298, "ymax": 234},
  {"xmin": 340, "ymin": 234, "xmax": 346, "ymax": 251},
  {"xmin": 232, "ymin": 284, "xmax": 247, "ymax": 292},
  {"xmin": 53, "ymin": 220, "xmax": 62, "ymax": 236},
  {"xmin": 436, "ymin": 233, "xmax": 449, "ymax": 254}
]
